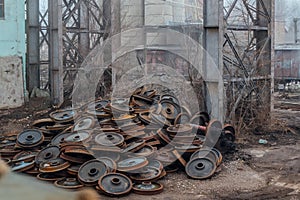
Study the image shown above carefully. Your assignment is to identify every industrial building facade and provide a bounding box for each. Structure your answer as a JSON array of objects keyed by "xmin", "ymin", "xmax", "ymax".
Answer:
[
  {"xmin": 0, "ymin": 0, "xmax": 26, "ymax": 109},
  {"xmin": 275, "ymin": 0, "xmax": 300, "ymax": 80},
  {"xmin": 0, "ymin": 0, "xmax": 273, "ymax": 127}
]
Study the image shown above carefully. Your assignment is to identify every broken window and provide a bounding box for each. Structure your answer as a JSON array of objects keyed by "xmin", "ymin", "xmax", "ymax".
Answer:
[{"xmin": 0, "ymin": 0, "xmax": 4, "ymax": 19}]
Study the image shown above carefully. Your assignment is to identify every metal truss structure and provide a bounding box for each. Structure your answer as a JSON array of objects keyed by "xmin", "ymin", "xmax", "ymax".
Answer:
[
  {"xmin": 221, "ymin": 0, "xmax": 273, "ymax": 129},
  {"xmin": 26, "ymin": 0, "xmax": 109, "ymax": 104},
  {"xmin": 26, "ymin": 0, "xmax": 273, "ymax": 129},
  {"xmin": 60, "ymin": 0, "xmax": 109, "ymax": 82}
]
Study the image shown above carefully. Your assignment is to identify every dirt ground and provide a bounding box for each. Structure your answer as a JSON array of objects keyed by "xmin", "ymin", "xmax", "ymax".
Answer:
[{"xmin": 0, "ymin": 94, "xmax": 299, "ymax": 200}]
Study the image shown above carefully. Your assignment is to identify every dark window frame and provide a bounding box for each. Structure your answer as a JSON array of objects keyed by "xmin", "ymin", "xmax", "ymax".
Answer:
[{"xmin": 0, "ymin": 0, "xmax": 4, "ymax": 19}]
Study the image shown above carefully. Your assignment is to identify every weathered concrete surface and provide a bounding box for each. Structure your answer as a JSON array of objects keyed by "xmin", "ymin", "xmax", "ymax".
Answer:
[
  {"xmin": 0, "ymin": 0, "xmax": 26, "ymax": 58},
  {"xmin": 0, "ymin": 0, "xmax": 26, "ymax": 109},
  {"xmin": 0, "ymin": 56, "xmax": 24, "ymax": 109}
]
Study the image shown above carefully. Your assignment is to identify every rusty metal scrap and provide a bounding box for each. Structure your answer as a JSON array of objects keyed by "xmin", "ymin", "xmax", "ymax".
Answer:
[{"xmin": 0, "ymin": 87, "xmax": 236, "ymax": 196}]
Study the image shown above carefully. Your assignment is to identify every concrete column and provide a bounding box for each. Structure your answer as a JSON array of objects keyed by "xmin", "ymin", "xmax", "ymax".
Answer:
[
  {"xmin": 120, "ymin": 0, "xmax": 144, "ymax": 46},
  {"xmin": 172, "ymin": 0, "xmax": 185, "ymax": 23},
  {"xmin": 203, "ymin": 0, "xmax": 224, "ymax": 122},
  {"xmin": 256, "ymin": 0, "xmax": 274, "ymax": 112},
  {"xmin": 111, "ymin": 0, "xmax": 121, "ymax": 87},
  {"xmin": 121, "ymin": 0, "xmax": 144, "ymax": 29},
  {"xmin": 49, "ymin": 0, "xmax": 64, "ymax": 106},
  {"xmin": 145, "ymin": 0, "xmax": 173, "ymax": 25},
  {"xmin": 26, "ymin": 0, "xmax": 40, "ymax": 92},
  {"xmin": 257, "ymin": 0, "xmax": 272, "ymax": 75},
  {"xmin": 145, "ymin": 0, "xmax": 173, "ymax": 46},
  {"xmin": 79, "ymin": 1, "xmax": 90, "ymax": 58}
]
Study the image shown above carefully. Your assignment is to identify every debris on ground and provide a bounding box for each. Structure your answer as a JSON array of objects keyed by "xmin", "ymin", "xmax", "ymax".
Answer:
[{"xmin": 0, "ymin": 87, "xmax": 236, "ymax": 196}]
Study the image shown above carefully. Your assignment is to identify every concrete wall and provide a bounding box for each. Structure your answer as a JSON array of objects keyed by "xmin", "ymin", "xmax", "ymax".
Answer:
[
  {"xmin": 121, "ymin": 0, "xmax": 144, "ymax": 29},
  {"xmin": 275, "ymin": 50, "xmax": 300, "ymax": 79},
  {"xmin": 0, "ymin": 57, "xmax": 24, "ymax": 108},
  {"xmin": 145, "ymin": 0, "xmax": 174, "ymax": 25},
  {"xmin": 120, "ymin": 0, "xmax": 191, "ymax": 28},
  {"xmin": 275, "ymin": 0, "xmax": 300, "ymax": 45},
  {"xmin": 120, "ymin": 0, "xmax": 144, "ymax": 46},
  {"xmin": 120, "ymin": 0, "xmax": 202, "ymax": 46},
  {"xmin": 0, "ymin": 0, "xmax": 26, "ymax": 108}
]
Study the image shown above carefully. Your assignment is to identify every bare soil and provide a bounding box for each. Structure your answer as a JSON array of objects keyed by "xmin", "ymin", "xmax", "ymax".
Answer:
[{"xmin": 0, "ymin": 96, "xmax": 299, "ymax": 200}]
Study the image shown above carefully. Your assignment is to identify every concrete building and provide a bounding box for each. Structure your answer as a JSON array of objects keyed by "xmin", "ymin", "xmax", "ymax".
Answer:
[
  {"xmin": 0, "ymin": 0, "xmax": 26, "ymax": 108},
  {"xmin": 120, "ymin": 0, "xmax": 203, "ymax": 45},
  {"xmin": 275, "ymin": 0, "xmax": 300, "ymax": 80}
]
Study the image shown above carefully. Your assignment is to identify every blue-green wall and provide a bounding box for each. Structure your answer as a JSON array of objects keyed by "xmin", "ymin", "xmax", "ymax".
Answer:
[
  {"xmin": 0, "ymin": 0, "xmax": 26, "ymax": 108},
  {"xmin": 0, "ymin": 0, "xmax": 26, "ymax": 58}
]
